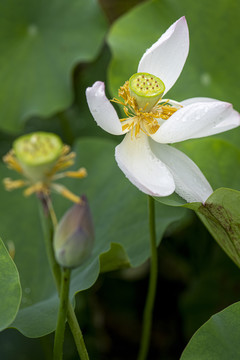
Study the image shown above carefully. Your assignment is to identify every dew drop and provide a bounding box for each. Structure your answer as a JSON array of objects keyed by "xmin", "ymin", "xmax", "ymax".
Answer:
[
  {"xmin": 200, "ymin": 73, "xmax": 211, "ymax": 86},
  {"xmin": 28, "ymin": 24, "xmax": 38, "ymax": 37}
]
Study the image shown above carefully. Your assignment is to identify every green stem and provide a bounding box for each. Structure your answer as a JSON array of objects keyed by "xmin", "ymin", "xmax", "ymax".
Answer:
[
  {"xmin": 39, "ymin": 196, "xmax": 61, "ymax": 291},
  {"xmin": 137, "ymin": 196, "xmax": 158, "ymax": 360},
  {"xmin": 54, "ymin": 267, "xmax": 71, "ymax": 360},
  {"xmin": 38, "ymin": 194, "xmax": 90, "ymax": 360},
  {"xmin": 67, "ymin": 303, "xmax": 90, "ymax": 359}
]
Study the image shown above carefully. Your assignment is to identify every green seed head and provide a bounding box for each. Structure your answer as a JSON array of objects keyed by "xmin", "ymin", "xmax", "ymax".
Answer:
[
  {"xmin": 13, "ymin": 132, "xmax": 63, "ymax": 182},
  {"xmin": 129, "ymin": 72, "xmax": 165, "ymax": 111}
]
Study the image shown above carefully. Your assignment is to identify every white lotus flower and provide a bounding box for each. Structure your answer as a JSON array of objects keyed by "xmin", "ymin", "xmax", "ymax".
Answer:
[{"xmin": 86, "ymin": 17, "xmax": 240, "ymax": 203}]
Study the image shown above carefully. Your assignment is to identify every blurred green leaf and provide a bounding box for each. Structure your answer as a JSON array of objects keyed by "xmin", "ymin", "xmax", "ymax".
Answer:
[
  {"xmin": 155, "ymin": 192, "xmax": 187, "ymax": 207},
  {"xmin": 186, "ymin": 188, "xmax": 240, "ymax": 268},
  {"xmin": 0, "ymin": 237, "xmax": 21, "ymax": 331},
  {"xmin": 176, "ymin": 138, "xmax": 240, "ymax": 192},
  {"xmin": 22, "ymin": 44, "xmax": 113, "ymax": 145},
  {"xmin": 0, "ymin": 0, "xmax": 107, "ymax": 133},
  {"xmin": 0, "ymin": 329, "xmax": 49, "ymax": 360},
  {"xmin": 0, "ymin": 137, "xmax": 186, "ymax": 337},
  {"xmin": 181, "ymin": 301, "xmax": 240, "ymax": 359},
  {"xmin": 100, "ymin": 243, "xmax": 131, "ymax": 273},
  {"xmin": 99, "ymin": 0, "xmax": 146, "ymax": 23},
  {"xmin": 179, "ymin": 237, "xmax": 240, "ymax": 339},
  {"xmin": 108, "ymin": 0, "xmax": 240, "ymax": 112}
]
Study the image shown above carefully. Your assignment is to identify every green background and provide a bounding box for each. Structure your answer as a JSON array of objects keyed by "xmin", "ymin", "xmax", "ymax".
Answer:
[{"xmin": 0, "ymin": 0, "xmax": 240, "ymax": 359}]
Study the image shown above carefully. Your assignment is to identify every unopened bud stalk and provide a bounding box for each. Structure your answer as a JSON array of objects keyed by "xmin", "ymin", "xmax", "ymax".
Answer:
[{"xmin": 53, "ymin": 196, "xmax": 94, "ymax": 268}]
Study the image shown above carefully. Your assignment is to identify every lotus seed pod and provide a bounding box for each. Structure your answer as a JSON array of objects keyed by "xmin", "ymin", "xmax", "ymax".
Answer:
[
  {"xmin": 129, "ymin": 72, "xmax": 165, "ymax": 112},
  {"xmin": 13, "ymin": 132, "xmax": 63, "ymax": 182},
  {"xmin": 53, "ymin": 196, "xmax": 94, "ymax": 268}
]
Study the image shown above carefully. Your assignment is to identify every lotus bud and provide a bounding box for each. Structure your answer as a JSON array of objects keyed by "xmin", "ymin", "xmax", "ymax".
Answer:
[{"xmin": 53, "ymin": 196, "xmax": 94, "ymax": 268}]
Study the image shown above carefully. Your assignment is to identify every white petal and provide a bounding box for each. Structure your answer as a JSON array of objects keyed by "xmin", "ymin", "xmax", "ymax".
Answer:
[
  {"xmin": 115, "ymin": 132, "xmax": 175, "ymax": 196},
  {"xmin": 152, "ymin": 100, "xmax": 240, "ymax": 143},
  {"xmin": 150, "ymin": 140, "xmax": 213, "ymax": 203},
  {"xmin": 181, "ymin": 97, "xmax": 219, "ymax": 106},
  {"xmin": 86, "ymin": 81, "xmax": 124, "ymax": 135},
  {"xmin": 138, "ymin": 17, "xmax": 189, "ymax": 94}
]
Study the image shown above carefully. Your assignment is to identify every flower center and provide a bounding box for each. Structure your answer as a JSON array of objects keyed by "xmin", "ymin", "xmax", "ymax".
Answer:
[
  {"xmin": 14, "ymin": 132, "xmax": 62, "ymax": 166},
  {"xmin": 3, "ymin": 131, "xmax": 87, "ymax": 203},
  {"xmin": 112, "ymin": 72, "xmax": 179, "ymax": 137},
  {"xmin": 13, "ymin": 132, "xmax": 63, "ymax": 182},
  {"xmin": 129, "ymin": 72, "xmax": 165, "ymax": 112}
]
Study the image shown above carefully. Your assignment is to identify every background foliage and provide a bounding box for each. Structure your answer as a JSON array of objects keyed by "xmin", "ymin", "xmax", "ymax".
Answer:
[{"xmin": 0, "ymin": 0, "xmax": 240, "ymax": 359}]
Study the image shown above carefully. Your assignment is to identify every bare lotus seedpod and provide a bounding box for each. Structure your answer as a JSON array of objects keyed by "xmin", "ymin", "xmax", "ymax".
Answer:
[
  {"xmin": 53, "ymin": 196, "xmax": 94, "ymax": 268},
  {"xmin": 129, "ymin": 72, "xmax": 165, "ymax": 112},
  {"xmin": 3, "ymin": 131, "xmax": 87, "ymax": 202},
  {"xmin": 13, "ymin": 132, "xmax": 63, "ymax": 182}
]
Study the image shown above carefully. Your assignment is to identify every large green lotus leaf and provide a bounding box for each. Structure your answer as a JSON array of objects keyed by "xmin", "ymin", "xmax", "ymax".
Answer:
[
  {"xmin": 185, "ymin": 188, "xmax": 240, "ymax": 268},
  {"xmin": 180, "ymin": 301, "xmax": 240, "ymax": 359},
  {"xmin": 0, "ymin": 237, "xmax": 21, "ymax": 330},
  {"xmin": 214, "ymin": 127, "xmax": 240, "ymax": 150},
  {"xmin": 0, "ymin": 0, "xmax": 107, "ymax": 133},
  {"xmin": 108, "ymin": 0, "xmax": 240, "ymax": 111},
  {"xmin": 0, "ymin": 137, "xmax": 186, "ymax": 337}
]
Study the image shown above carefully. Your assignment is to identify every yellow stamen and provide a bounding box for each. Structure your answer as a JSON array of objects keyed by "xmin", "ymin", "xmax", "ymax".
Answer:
[
  {"xmin": 3, "ymin": 151, "xmax": 23, "ymax": 174},
  {"xmin": 53, "ymin": 160, "xmax": 75, "ymax": 172},
  {"xmin": 112, "ymin": 81, "xmax": 180, "ymax": 137},
  {"xmin": 64, "ymin": 168, "xmax": 87, "ymax": 178},
  {"xmin": 3, "ymin": 178, "xmax": 28, "ymax": 191},
  {"xmin": 24, "ymin": 182, "xmax": 48, "ymax": 197},
  {"xmin": 45, "ymin": 195, "xmax": 58, "ymax": 229},
  {"xmin": 3, "ymin": 137, "xmax": 87, "ymax": 204},
  {"xmin": 61, "ymin": 145, "xmax": 71, "ymax": 156},
  {"xmin": 48, "ymin": 146, "xmax": 76, "ymax": 176},
  {"xmin": 51, "ymin": 183, "xmax": 82, "ymax": 204},
  {"xmin": 122, "ymin": 124, "xmax": 129, "ymax": 131},
  {"xmin": 52, "ymin": 167, "xmax": 87, "ymax": 180}
]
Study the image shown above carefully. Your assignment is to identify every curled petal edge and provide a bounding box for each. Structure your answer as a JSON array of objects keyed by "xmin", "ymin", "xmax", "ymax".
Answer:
[{"xmin": 86, "ymin": 81, "xmax": 124, "ymax": 136}]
